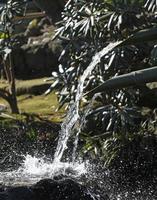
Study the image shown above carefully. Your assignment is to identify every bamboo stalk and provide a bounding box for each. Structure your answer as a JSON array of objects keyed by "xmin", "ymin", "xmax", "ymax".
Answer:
[{"xmin": 85, "ymin": 67, "xmax": 157, "ymax": 96}]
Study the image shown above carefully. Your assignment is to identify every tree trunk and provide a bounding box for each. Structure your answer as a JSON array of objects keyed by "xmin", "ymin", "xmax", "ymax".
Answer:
[
  {"xmin": 7, "ymin": 95, "xmax": 19, "ymax": 113},
  {"xmin": 9, "ymin": 53, "xmax": 19, "ymax": 114},
  {"xmin": 2, "ymin": 53, "xmax": 19, "ymax": 114}
]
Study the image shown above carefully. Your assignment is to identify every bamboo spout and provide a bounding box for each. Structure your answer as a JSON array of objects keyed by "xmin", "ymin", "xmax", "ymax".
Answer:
[{"xmin": 85, "ymin": 67, "xmax": 157, "ymax": 96}]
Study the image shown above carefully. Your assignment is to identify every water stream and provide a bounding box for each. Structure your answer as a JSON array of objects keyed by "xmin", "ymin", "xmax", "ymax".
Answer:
[{"xmin": 53, "ymin": 42, "xmax": 120, "ymax": 164}]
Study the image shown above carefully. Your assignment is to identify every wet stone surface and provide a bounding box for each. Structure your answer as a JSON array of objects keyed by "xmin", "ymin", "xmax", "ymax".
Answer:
[{"xmin": 0, "ymin": 177, "xmax": 108, "ymax": 200}]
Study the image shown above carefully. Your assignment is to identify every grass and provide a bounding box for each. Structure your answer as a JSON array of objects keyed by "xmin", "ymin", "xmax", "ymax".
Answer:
[
  {"xmin": 0, "ymin": 78, "xmax": 65, "ymax": 122},
  {"xmin": 18, "ymin": 93, "xmax": 65, "ymax": 122}
]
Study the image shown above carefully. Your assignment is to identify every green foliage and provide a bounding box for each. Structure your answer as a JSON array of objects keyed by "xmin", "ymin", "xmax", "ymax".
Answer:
[
  {"xmin": 0, "ymin": 0, "xmax": 27, "ymax": 56},
  {"xmin": 27, "ymin": 127, "xmax": 38, "ymax": 141},
  {"xmin": 0, "ymin": 33, "xmax": 9, "ymax": 39},
  {"xmin": 49, "ymin": 0, "xmax": 157, "ymax": 166},
  {"xmin": 0, "ymin": 0, "xmax": 28, "ymax": 114}
]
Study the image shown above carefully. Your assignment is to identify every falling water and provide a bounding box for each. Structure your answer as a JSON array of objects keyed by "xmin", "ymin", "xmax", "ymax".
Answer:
[{"xmin": 53, "ymin": 41, "xmax": 121, "ymax": 164}]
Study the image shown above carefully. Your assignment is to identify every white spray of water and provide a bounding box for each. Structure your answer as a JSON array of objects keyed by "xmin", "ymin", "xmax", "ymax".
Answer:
[{"xmin": 0, "ymin": 155, "xmax": 86, "ymax": 186}]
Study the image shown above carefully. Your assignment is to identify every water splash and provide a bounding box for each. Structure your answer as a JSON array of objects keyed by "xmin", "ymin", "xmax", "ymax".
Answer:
[
  {"xmin": 54, "ymin": 42, "xmax": 121, "ymax": 163},
  {"xmin": 0, "ymin": 155, "xmax": 86, "ymax": 186}
]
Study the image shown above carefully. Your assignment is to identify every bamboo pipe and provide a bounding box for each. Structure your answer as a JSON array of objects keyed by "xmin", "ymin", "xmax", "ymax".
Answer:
[{"xmin": 84, "ymin": 67, "xmax": 157, "ymax": 96}]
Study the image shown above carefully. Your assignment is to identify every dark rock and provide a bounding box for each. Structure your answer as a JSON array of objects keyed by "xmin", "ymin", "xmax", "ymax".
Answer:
[
  {"xmin": 12, "ymin": 16, "xmax": 62, "ymax": 79},
  {"xmin": 12, "ymin": 38, "xmax": 62, "ymax": 79},
  {"xmin": 0, "ymin": 187, "xmax": 34, "ymax": 200},
  {"xmin": 32, "ymin": 178, "xmax": 95, "ymax": 200},
  {"xmin": 7, "ymin": 187, "xmax": 34, "ymax": 200},
  {"xmin": 0, "ymin": 178, "xmax": 106, "ymax": 200},
  {"xmin": 0, "ymin": 192, "xmax": 9, "ymax": 200}
]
